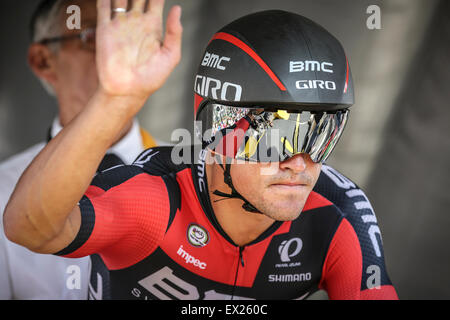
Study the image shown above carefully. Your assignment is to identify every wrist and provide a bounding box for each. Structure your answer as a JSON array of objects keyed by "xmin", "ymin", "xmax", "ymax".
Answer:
[{"xmin": 95, "ymin": 85, "xmax": 148, "ymax": 118}]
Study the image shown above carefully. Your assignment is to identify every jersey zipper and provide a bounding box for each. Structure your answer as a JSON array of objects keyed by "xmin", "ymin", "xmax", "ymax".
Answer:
[
  {"xmin": 231, "ymin": 246, "xmax": 245, "ymax": 299},
  {"xmin": 239, "ymin": 246, "xmax": 245, "ymax": 268}
]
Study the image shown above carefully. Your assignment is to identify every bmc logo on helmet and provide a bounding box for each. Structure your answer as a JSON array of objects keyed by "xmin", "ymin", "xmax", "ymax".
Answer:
[
  {"xmin": 289, "ymin": 60, "xmax": 334, "ymax": 73},
  {"xmin": 194, "ymin": 75, "xmax": 242, "ymax": 102},
  {"xmin": 201, "ymin": 51, "xmax": 231, "ymax": 70},
  {"xmin": 296, "ymin": 80, "xmax": 336, "ymax": 91}
]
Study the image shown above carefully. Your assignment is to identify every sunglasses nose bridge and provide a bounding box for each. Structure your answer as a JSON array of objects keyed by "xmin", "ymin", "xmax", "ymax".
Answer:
[{"xmin": 279, "ymin": 153, "xmax": 308, "ymax": 173}]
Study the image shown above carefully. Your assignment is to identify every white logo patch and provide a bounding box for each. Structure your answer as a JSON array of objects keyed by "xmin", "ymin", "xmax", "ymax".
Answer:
[{"xmin": 187, "ymin": 224, "xmax": 210, "ymax": 247}]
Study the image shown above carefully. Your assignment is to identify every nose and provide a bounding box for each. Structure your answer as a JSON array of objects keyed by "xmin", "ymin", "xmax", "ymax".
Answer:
[{"xmin": 279, "ymin": 153, "xmax": 309, "ymax": 173}]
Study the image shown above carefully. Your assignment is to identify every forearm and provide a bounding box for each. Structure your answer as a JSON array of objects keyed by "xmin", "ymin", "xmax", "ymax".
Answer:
[
  {"xmin": 3, "ymin": 89, "xmax": 144, "ymax": 249},
  {"xmin": 3, "ymin": 0, "xmax": 182, "ymax": 251}
]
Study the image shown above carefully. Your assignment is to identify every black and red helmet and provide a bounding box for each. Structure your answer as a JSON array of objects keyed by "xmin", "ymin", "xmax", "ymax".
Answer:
[
  {"xmin": 194, "ymin": 10, "xmax": 354, "ymax": 115},
  {"xmin": 194, "ymin": 10, "xmax": 354, "ymax": 164}
]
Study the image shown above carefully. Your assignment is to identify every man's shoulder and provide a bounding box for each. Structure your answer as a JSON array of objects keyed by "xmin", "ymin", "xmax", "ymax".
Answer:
[
  {"xmin": 313, "ymin": 164, "xmax": 375, "ymax": 220},
  {"xmin": 313, "ymin": 167, "xmax": 392, "ymax": 290},
  {"xmin": 91, "ymin": 146, "xmax": 190, "ymax": 192},
  {"xmin": 313, "ymin": 164, "xmax": 386, "ymax": 258},
  {"xmin": 0, "ymin": 142, "xmax": 45, "ymax": 197},
  {"xmin": 132, "ymin": 145, "xmax": 191, "ymax": 175}
]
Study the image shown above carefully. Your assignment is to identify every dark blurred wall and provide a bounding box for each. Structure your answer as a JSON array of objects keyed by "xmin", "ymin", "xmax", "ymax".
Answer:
[
  {"xmin": 366, "ymin": 0, "xmax": 450, "ymax": 300},
  {"xmin": 0, "ymin": 1, "xmax": 57, "ymax": 160}
]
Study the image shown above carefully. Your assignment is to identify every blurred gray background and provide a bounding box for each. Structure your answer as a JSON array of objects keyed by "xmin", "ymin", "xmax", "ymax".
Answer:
[{"xmin": 0, "ymin": 0, "xmax": 449, "ymax": 299}]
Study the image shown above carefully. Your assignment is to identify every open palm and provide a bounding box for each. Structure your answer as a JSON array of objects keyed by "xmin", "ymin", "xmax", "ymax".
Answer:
[{"xmin": 96, "ymin": 0, "xmax": 182, "ymax": 103}]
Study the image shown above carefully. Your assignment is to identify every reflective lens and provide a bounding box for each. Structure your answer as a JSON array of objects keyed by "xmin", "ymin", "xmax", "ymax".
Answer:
[{"xmin": 196, "ymin": 103, "xmax": 348, "ymax": 163}]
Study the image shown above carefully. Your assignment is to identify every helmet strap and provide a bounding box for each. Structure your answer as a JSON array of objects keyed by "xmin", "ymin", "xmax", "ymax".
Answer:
[{"xmin": 212, "ymin": 159, "xmax": 261, "ymax": 214}]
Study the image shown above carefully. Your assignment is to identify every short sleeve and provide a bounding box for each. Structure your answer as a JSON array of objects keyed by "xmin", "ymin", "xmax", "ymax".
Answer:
[
  {"xmin": 315, "ymin": 165, "xmax": 398, "ymax": 300},
  {"xmin": 55, "ymin": 165, "xmax": 171, "ymax": 270},
  {"xmin": 318, "ymin": 218, "xmax": 398, "ymax": 300}
]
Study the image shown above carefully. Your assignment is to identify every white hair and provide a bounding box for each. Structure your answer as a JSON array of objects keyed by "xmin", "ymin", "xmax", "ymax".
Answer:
[{"xmin": 33, "ymin": 0, "xmax": 66, "ymax": 43}]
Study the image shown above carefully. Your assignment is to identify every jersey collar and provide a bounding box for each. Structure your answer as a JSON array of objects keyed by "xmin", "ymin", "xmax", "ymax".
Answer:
[{"xmin": 190, "ymin": 145, "xmax": 283, "ymax": 247}]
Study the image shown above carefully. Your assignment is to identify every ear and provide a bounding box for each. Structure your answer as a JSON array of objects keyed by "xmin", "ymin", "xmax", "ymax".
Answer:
[{"xmin": 27, "ymin": 43, "xmax": 58, "ymax": 87}]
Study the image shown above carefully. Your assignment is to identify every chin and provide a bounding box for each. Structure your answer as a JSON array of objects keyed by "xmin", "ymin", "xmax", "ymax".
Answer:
[
  {"xmin": 255, "ymin": 192, "xmax": 308, "ymax": 221},
  {"xmin": 260, "ymin": 203, "xmax": 304, "ymax": 221}
]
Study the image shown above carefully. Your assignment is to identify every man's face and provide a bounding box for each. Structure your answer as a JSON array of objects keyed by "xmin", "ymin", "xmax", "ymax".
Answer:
[
  {"xmin": 53, "ymin": 0, "xmax": 98, "ymax": 124},
  {"xmin": 230, "ymin": 153, "xmax": 322, "ymax": 221},
  {"xmin": 30, "ymin": 0, "xmax": 98, "ymax": 125}
]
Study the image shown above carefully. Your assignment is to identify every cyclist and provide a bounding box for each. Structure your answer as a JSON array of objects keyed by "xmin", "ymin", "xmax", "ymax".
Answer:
[{"xmin": 4, "ymin": 1, "xmax": 398, "ymax": 300}]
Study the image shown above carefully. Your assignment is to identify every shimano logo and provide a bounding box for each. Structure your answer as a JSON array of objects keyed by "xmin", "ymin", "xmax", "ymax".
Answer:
[
  {"xmin": 268, "ymin": 273, "xmax": 312, "ymax": 283},
  {"xmin": 201, "ymin": 51, "xmax": 231, "ymax": 70},
  {"xmin": 177, "ymin": 245, "xmax": 207, "ymax": 270},
  {"xmin": 290, "ymin": 60, "xmax": 334, "ymax": 73}
]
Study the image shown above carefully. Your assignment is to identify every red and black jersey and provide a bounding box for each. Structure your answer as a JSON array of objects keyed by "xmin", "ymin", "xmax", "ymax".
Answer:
[{"xmin": 56, "ymin": 146, "xmax": 398, "ymax": 300}]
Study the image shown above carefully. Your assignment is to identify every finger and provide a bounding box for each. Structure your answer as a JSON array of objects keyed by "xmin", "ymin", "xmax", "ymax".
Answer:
[
  {"xmin": 97, "ymin": 0, "xmax": 111, "ymax": 26},
  {"xmin": 130, "ymin": 0, "xmax": 146, "ymax": 13},
  {"xmin": 162, "ymin": 5, "xmax": 183, "ymax": 64},
  {"xmin": 112, "ymin": 0, "xmax": 128, "ymax": 17},
  {"xmin": 147, "ymin": 0, "xmax": 165, "ymax": 18}
]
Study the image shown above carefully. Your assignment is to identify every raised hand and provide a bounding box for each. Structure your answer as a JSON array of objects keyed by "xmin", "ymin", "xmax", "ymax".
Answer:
[{"xmin": 96, "ymin": 0, "xmax": 182, "ymax": 108}]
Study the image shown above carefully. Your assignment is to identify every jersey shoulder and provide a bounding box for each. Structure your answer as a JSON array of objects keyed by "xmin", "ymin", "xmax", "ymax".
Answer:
[
  {"xmin": 312, "ymin": 164, "xmax": 381, "ymax": 253},
  {"xmin": 313, "ymin": 164, "xmax": 395, "ymax": 291},
  {"xmin": 90, "ymin": 146, "xmax": 186, "ymax": 191},
  {"xmin": 132, "ymin": 146, "xmax": 189, "ymax": 176},
  {"xmin": 57, "ymin": 148, "xmax": 184, "ymax": 263},
  {"xmin": 313, "ymin": 164, "xmax": 375, "ymax": 222}
]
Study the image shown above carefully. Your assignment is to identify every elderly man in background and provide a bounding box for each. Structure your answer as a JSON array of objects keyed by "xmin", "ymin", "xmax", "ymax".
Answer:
[{"xmin": 0, "ymin": 0, "xmax": 171, "ymax": 299}]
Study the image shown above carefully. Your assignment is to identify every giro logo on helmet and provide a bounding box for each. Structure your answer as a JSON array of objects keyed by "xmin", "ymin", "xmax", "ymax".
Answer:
[
  {"xmin": 289, "ymin": 60, "xmax": 334, "ymax": 73},
  {"xmin": 194, "ymin": 75, "xmax": 242, "ymax": 102},
  {"xmin": 295, "ymin": 79, "xmax": 337, "ymax": 91}
]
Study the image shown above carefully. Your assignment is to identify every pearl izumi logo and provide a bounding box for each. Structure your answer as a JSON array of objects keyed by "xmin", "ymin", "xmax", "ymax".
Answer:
[
  {"xmin": 187, "ymin": 224, "xmax": 210, "ymax": 247},
  {"xmin": 276, "ymin": 237, "xmax": 303, "ymax": 268}
]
